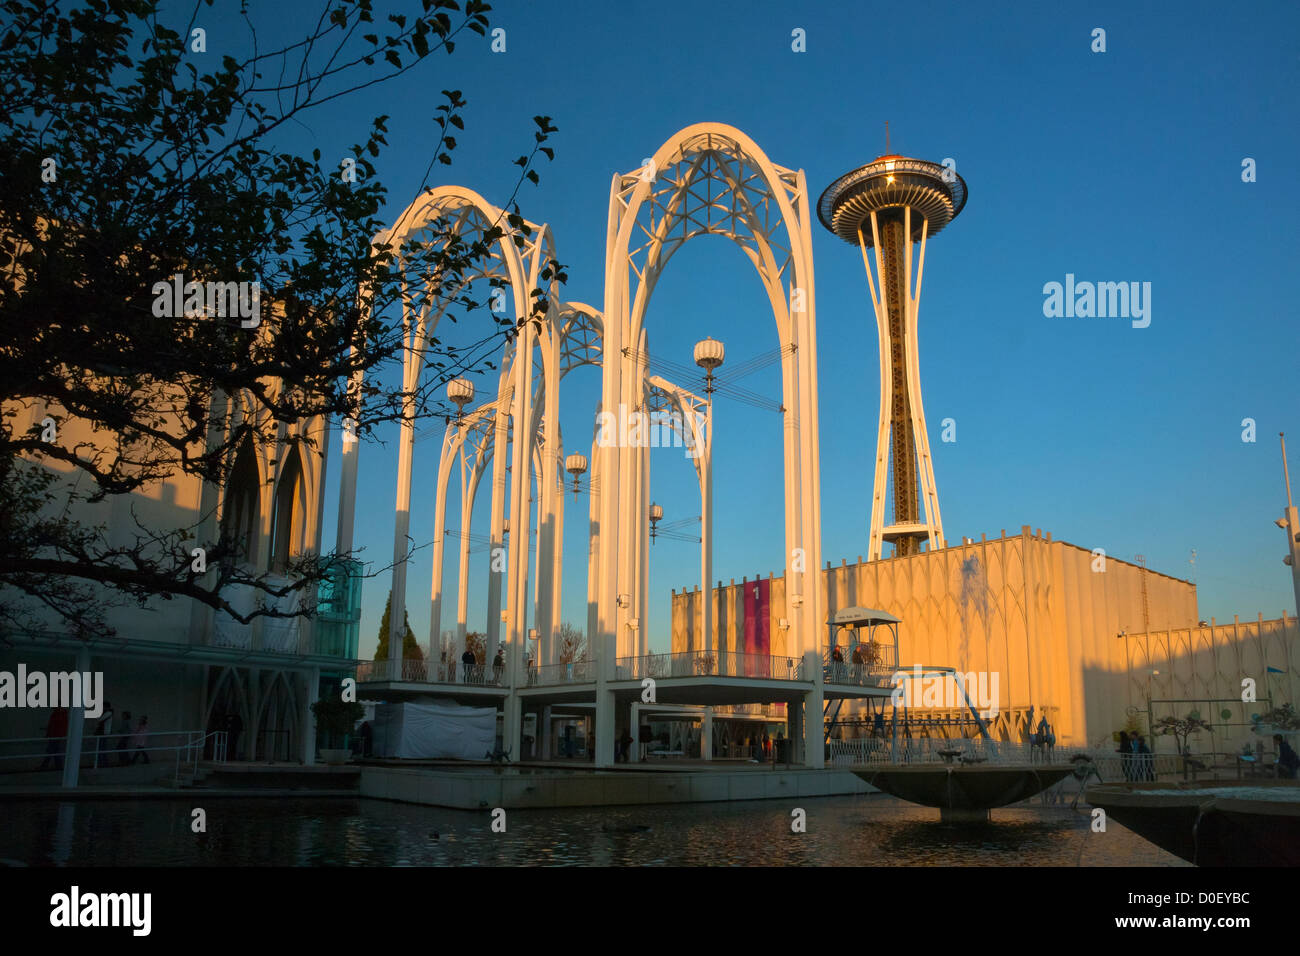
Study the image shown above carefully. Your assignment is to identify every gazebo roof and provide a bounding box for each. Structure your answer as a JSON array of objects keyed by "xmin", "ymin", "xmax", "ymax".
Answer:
[{"xmin": 828, "ymin": 606, "xmax": 901, "ymax": 627}]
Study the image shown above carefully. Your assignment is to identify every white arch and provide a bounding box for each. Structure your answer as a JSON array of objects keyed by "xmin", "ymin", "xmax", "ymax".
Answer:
[
  {"xmin": 379, "ymin": 186, "xmax": 538, "ymax": 685},
  {"xmin": 596, "ymin": 122, "xmax": 825, "ymax": 767}
]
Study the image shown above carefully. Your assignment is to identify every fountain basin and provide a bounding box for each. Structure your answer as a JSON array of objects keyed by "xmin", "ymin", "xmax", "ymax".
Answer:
[
  {"xmin": 1086, "ymin": 780, "xmax": 1300, "ymax": 866},
  {"xmin": 851, "ymin": 764, "xmax": 1076, "ymax": 821}
]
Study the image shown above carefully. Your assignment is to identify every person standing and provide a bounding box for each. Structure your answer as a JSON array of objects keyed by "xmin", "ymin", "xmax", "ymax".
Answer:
[
  {"xmin": 116, "ymin": 710, "xmax": 133, "ymax": 766},
  {"xmin": 39, "ymin": 707, "xmax": 69, "ymax": 772},
  {"xmin": 492, "ymin": 648, "xmax": 505, "ymax": 685},
  {"xmin": 1134, "ymin": 734, "xmax": 1154, "ymax": 781},
  {"xmin": 129, "ymin": 715, "xmax": 151, "ymax": 764},
  {"xmin": 1117, "ymin": 731, "xmax": 1132, "ymax": 781},
  {"xmin": 830, "ymin": 645, "xmax": 845, "ymax": 682},
  {"xmin": 94, "ymin": 701, "xmax": 114, "ymax": 769},
  {"xmin": 461, "ymin": 647, "xmax": 476, "ymax": 683},
  {"xmin": 226, "ymin": 711, "xmax": 243, "ymax": 762},
  {"xmin": 1274, "ymin": 735, "xmax": 1299, "ymax": 779}
]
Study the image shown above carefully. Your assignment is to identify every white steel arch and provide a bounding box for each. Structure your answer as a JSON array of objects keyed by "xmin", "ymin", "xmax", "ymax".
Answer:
[
  {"xmin": 378, "ymin": 185, "xmax": 538, "ymax": 695},
  {"xmin": 596, "ymin": 122, "xmax": 825, "ymax": 768}
]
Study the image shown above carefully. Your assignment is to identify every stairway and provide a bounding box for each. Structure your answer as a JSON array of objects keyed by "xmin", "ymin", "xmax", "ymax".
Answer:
[{"xmin": 824, "ymin": 699, "xmax": 843, "ymax": 742}]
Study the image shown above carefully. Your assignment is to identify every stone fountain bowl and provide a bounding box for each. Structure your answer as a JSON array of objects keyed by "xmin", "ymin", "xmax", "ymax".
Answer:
[
  {"xmin": 852, "ymin": 764, "xmax": 1077, "ymax": 820},
  {"xmin": 1086, "ymin": 780, "xmax": 1300, "ymax": 866}
]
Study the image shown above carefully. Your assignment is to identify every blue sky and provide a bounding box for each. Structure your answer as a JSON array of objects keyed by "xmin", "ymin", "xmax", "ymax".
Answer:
[{"xmin": 214, "ymin": 1, "xmax": 1300, "ymax": 656}]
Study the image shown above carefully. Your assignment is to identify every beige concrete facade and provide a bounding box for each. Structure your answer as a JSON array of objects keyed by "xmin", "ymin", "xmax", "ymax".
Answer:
[{"xmin": 672, "ymin": 525, "xmax": 1213, "ymax": 747}]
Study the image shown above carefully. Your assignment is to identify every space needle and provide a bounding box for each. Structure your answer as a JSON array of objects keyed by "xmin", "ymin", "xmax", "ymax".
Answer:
[{"xmin": 818, "ymin": 142, "xmax": 967, "ymax": 560}]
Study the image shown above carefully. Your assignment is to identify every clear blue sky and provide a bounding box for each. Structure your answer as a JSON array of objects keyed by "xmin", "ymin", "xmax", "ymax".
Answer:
[{"xmin": 212, "ymin": 1, "xmax": 1300, "ymax": 656}]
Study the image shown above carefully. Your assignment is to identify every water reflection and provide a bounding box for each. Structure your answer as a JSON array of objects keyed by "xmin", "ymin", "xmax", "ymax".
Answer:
[{"xmin": 0, "ymin": 795, "xmax": 1187, "ymax": 867}]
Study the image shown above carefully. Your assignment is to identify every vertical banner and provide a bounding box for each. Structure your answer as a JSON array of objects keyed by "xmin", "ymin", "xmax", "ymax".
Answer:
[{"xmin": 743, "ymin": 580, "xmax": 757, "ymax": 675}]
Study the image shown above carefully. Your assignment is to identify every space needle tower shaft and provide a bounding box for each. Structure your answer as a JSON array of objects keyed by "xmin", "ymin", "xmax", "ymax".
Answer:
[{"xmin": 819, "ymin": 151, "xmax": 967, "ymax": 560}]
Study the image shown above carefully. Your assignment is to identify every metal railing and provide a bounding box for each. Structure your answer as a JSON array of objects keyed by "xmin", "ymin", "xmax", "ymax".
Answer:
[
  {"xmin": 829, "ymin": 737, "xmax": 1034, "ymax": 766},
  {"xmin": 823, "ymin": 642, "xmax": 897, "ymax": 687},
  {"xmin": 0, "ymin": 729, "xmax": 228, "ymax": 784},
  {"xmin": 530, "ymin": 659, "xmax": 595, "ymax": 686},
  {"xmin": 354, "ymin": 658, "xmax": 508, "ymax": 686},
  {"xmin": 715, "ymin": 702, "xmax": 788, "ymax": 718},
  {"xmin": 616, "ymin": 650, "xmax": 804, "ymax": 681},
  {"xmin": 826, "ymin": 737, "xmax": 1202, "ymax": 779}
]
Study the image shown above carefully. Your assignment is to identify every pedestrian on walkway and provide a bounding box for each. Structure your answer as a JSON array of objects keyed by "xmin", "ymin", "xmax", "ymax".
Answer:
[
  {"xmin": 116, "ymin": 710, "xmax": 133, "ymax": 766},
  {"xmin": 39, "ymin": 707, "xmax": 69, "ymax": 772},
  {"xmin": 93, "ymin": 701, "xmax": 114, "ymax": 769},
  {"xmin": 130, "ymin": 715, "xmax": 151, "ymax": 764}
]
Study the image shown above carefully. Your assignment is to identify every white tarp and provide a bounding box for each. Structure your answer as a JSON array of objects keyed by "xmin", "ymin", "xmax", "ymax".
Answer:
[{"xmin": 372, "ymin": 701, "xmax": 497, "ymax": 760}]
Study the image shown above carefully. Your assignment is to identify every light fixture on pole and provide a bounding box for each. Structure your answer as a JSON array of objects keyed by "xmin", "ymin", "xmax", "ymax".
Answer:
[
  {"xmin": 693, "ymin": 337, "xmax": 725, "ymax": 396},
  {"xmin": 649, "ymin": 502, "xmax": 663, "ymax": 544},
  {"xmin": 447, "ymin": 378, "xmax": 474, "ymax": 423},
  {"xmin": 565, "ymin": 453, "xmax": 588, "ymax": 498}
]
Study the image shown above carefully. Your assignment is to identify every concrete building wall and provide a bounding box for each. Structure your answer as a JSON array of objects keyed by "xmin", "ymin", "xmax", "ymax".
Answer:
[
  {"xmin": 4, "ymin": 392, "xmax": 328, "ymax": 645},
  {"xmin": 1122, "ymin": 613, "xmax": 1300, "ymax": 717},
  {"xmin": 672, "ymin": 526, "xmax": 1205, "ymax": 746},
  {"xmin": 2, "ymin": 385, "xmax": 332, "ymax": 765}
]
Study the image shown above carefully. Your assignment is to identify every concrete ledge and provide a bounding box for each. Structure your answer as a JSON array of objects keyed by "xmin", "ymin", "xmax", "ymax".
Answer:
[{"xmin": 358, "ymin": 766, "xmax": 871, "ymax": 809}]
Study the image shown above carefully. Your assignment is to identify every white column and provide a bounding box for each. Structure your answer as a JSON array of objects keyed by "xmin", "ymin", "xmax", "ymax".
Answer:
[
  {"xmin": 595, "ymin": 192, "xmax": 624, "ymax": 768},
  {"xmin": 504, "ymin": 320, "xmax": 535, "ymax": 761},
  {"xmin": 702, "ymin": 707, "xmax": 713, "ymax": 761},
  {"xmin": 550, "ymin": 448, "xmax": 566, "ymax": 668},
  {"xmin": 387, "ymin": 395, "xmax": 418, "ymax": 682},
  {"xmin": 586, "ymin": 433, "xmax": 601, "ymax": 650},
  {"xmin": 535, "ymin": 335, "xmax": 561, "ymax": 668},
  {"xmin": 700, "ymin": 399, "xmax": 714, "ymax": 658},
  {"xmin": 336, "ymin": 378, "xmax": 362, "ymax": 560},
  {"xmin": 453, "ymin": 452, "xmax": 484, "ymax": 679},
  {"xmin": 61, "ymin": 646, "xmax": 91, "ymax": 788},
  {"xmin": 485, "ymin": 370, "xmax": 510, "ymax": 663},
  {"xmin": 803, "ymin": 649, "xmax": 825, "ymax": 769},
  {"xmin": 425, "ymin": 424, "xmax": 455, "ymax": 669},
  {"xmin": 795, "ymin": 170, "xmax": 826, "ymax": 658},
  {"xmin": 638, "ymin": 418, "xmax": 650, "ymax": 658}
]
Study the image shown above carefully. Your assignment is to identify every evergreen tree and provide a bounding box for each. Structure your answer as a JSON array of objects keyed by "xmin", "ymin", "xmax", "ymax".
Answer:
[{"xmin": 374, "ymin": 591, "xmax": 423, "ymax": 661}]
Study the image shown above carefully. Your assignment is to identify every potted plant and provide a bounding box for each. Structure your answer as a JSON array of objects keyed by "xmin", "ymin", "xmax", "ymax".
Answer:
[
  {"xmin": 1254, "ymin": 704, "xmax": 1300, "ymax": 737},
  {"xmin": 1154, "ymin": 712, "xmax": 1213, "ymax": 780},
  {"xmin": 311, "ymin": 695, "xmax": 365, "ymax": 764}
]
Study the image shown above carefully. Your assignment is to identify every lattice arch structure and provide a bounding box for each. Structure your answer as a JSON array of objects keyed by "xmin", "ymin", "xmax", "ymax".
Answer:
[
  {"xmin": 423, "ymin": 300, "xmax": 605, "ymax": 678},
  {"xmin": 595, "ymin": 122, "xmax": 826, "ymax": 766},
  {"xmin": 375, "ymin": 185, "xmax": 554, "ymax": 687}
]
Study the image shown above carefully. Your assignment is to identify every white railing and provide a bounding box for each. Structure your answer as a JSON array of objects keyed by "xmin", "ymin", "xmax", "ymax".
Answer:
[
  {"xmin": 530, "ymin": 660, "xmax": 595, "ymax": 686},
  {"xmin": 0, "ymin": 729, "xmax": 228, "ymax": 782},
  {"xmin": 616, "ymin": 650, "xmax": 804, "ymax": 681},
  {"xmin": 828, "ymin": 737, "xmax": 1038, "ymax": 766},
  {"xmin": 715, "ymin": 703, "xmax": 788, "ymax": 718},
  {"xmin": 353, "ymin": 658, "xmax": 506, "ymax": 686}
]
